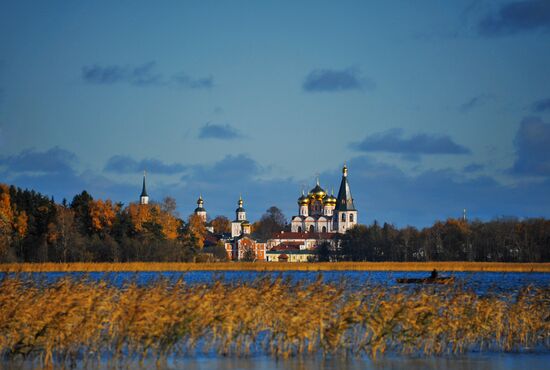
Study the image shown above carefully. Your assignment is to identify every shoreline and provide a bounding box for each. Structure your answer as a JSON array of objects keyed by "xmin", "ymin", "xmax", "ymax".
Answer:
[{"xmin": 0, "ymin": 261, "xmax": 549, "ymax": 273}]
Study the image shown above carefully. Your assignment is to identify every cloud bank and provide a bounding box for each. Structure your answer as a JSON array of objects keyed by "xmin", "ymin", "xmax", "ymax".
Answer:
[
  {"xmin": 351, "ymin": 129, "xmax": 471, "ymax": 156},
  {"xmin": 302, "ymin": 67, "xmax": 374, "ymax": 92},
  {"xmin": 532, "ymin": 98, "xmax": 550, "ymax": 113},
  {"xmin": 459, "ymin": 94, "xmax": 492, "ymax": 113},
  {"xmin": 510, "ymin": 116, "xmax": 550, "ymax": 176},
  {"xmin": 0, "ymin": 147, "xmax": 77, "ymax": 174},
  {"xmin": 82, "ymin": 62, "xmax": 213, "ymax": 89},
  {"xmin": 478, "ymin": 0, "xmax": 550, "ymax": 36},
  {"xmin": 198, "ymin": 123, "xmax": 242, "ymax": 140},
  {"xmin": 104, "ymin": 155, "xmax": 187, "ymax": 174}
]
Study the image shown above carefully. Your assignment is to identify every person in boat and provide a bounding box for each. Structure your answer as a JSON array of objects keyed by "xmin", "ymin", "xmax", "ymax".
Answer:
[{"xmin": 430, "ymin": 269, "xmax": 438, "ymax": 279}]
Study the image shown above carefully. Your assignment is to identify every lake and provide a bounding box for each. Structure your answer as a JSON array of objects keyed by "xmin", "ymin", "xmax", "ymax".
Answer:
[{"xmin": 5, "ymin": 270, "xmax": 549, "ymax": 295}]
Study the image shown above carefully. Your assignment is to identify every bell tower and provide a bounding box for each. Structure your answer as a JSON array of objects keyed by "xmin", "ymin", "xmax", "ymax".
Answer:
[
  {"xmin": 335, "ymin": 164, "xmax": 357, "ymax": 233},
  {"xmin": 194, "ymin": 195, "xmax": 207, "ymax": 221}
]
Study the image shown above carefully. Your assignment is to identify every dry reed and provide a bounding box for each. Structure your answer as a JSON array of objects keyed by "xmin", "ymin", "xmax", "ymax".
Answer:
[
  {"xmin": 0, "ymin": 275, "xmax": 548, "ymax": 368},
  {"xmin": 0, "ymin": 261, "xmax": 549, "ymax": 273}
]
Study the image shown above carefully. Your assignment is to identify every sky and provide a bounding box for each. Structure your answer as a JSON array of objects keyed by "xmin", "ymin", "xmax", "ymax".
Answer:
[{"xmin": 0, "ymin": 0, "xmax": 549, "ymax": 227}]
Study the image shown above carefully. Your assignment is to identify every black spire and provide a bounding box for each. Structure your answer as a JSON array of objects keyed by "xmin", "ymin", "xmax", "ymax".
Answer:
[
  {"xmin": 140, "ymin": 172, "xmax": 148, "ymax": 197},
  {"xmin": 335, "ymin": 165, "xmax": 355, "ymax": 211}
]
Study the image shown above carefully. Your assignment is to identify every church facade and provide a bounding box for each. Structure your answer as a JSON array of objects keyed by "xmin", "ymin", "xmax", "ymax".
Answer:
[
  {"xmin": 291, "ymin": 165, "xmax": 358, "ymax": 234},
  {"xmin": 224, "ymin": 197, "xmax": 265, "ymax": 261}
]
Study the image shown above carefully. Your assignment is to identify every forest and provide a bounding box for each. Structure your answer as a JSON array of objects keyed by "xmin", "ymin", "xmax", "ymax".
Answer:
[
  {"xmin": 320, "ymin": 218, "xmax": 550, "ymax": 263},
  {"xmin": 0, "ymin": 183, "xmax": 548, "ymax": 263}
]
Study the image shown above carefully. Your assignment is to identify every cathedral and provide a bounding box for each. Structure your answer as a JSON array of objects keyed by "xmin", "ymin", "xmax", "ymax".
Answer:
[{"xmin": 290, "ymin": 165, "xmax": 358, "ymax": 234}]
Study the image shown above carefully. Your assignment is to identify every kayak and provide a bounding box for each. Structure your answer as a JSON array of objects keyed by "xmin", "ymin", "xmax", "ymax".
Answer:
[{"xmin": 396, "ymin": 277, "xmax": 455, "ymax": 284}]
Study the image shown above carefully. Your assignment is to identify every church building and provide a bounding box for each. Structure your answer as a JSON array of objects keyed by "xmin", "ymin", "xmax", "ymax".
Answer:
[
  {"xmin": 224, "ymin": 196, "xmax": 266, "ymax": 261},
  {"xmin": 291, "ymin": 165, "xmax": 357, "ymax": 234},
  {"xmin": 194, "ymin": 195, "xmax": 207, "ymax": 222}
]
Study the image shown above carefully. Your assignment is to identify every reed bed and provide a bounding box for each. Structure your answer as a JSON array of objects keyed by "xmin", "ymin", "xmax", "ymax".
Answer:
[
  {"xmin": 0, "ymin": 275, "xmax": 548, "ymax": 368},
  {"xmin": 1, "ymin": 261, "xmax": 549, "ymax": 273}
]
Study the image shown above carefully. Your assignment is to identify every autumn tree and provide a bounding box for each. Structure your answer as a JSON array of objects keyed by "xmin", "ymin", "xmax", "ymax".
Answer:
[
  {"xmin": 252, "ymin": 206, "xmax": 286, "ymax": 240},
  {"xmin": 211, "ymin": 215, "xmax": 231, "ymax": 234},
  {"xmin": 124, "ymin": 202, "xmax": 180, "ymax": 241},
  {"xmin": 48, "ymin": 204, "xmax": 83, "ymax": 262},
  {"xmin": 89, "ymin": 199, "xmax": 119, "ymax": 235},
  {"xmin": 241, "ymin": 246, "xmax": 256, "ymax": 262},
  {"xmin": 187, "ymin": 213, "xmax": 207, "ymax": 249},
  {"xmin": 0, "ymin": 184, "xmax": 28, "ymax": 261},
  {"xmin": 161, "ymin": 196, "xmax": 178, "ymax": 217}
]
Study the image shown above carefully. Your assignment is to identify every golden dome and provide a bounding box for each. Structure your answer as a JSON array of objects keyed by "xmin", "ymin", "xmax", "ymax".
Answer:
[
  {"xmin": 324, "ymin": 194, "xmax": 337, "ymax": 206},
  {"xmin": 298, "ymin": 193, "xmax": 310, "ymax": 205},
  {"xmin": 309, "ymin": 180, "xmax": 327, "ymax": 201}
]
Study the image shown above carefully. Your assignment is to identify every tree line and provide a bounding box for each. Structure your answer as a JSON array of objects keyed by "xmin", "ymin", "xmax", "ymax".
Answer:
[
  {"xmin": 0, "ymin": 183, "xmax": 222, "ymax": 263},
  {"xmin": 318, "ymin": 218, "xmax": 549, "ymax": 262}
]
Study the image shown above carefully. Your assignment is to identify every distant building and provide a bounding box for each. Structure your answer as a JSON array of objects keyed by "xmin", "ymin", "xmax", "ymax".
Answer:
[
  {"xmin": 139, "ymin": 172, "xmax": 149, "ymax": 205},
  {"xmin": 225, "ymin": 235, "xmax": 266, "ymax": 261},
  {"xmin": 194, "ymin": 195, "xmax": 207, "ymax": 222},
  {"xmin": 266, "ymin": 243, "xmax": 316, "ymax": 262},
  {"xmin": 231, "ymin": 196, "xmax": 249, "ymax": 238},
  {"xmin": 268, "ymin": 231, "xmax": 337, "ymax": 250},
  {"xmin": 224, "ymin": 196, "xmax": 266, "ymax": 261},
  {"xmin": 291, "ymin": 165, "xmax": 357, "ymax": 234},
  {"xmin": 265, "ymin": 231, "xmax": 337, "ymax": 262}
]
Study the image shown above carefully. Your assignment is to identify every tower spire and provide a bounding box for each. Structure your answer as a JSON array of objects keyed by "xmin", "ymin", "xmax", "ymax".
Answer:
[
  {"xmin": 139, "ymin": 171, "xmax": 149, "ymax": 205},
  {"xmin": 335, "ymin": 164, "xmax": 355, "ymax": 211}
]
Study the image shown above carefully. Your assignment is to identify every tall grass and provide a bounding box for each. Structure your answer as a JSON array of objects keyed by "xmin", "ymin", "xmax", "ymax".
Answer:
[
  {"xmin": 0, "ymin": 261, "xmax": 549, "ymax": 272},
  {"xmin": 0, "ymin": 275, "xmax": 548, "ymax": 367}
]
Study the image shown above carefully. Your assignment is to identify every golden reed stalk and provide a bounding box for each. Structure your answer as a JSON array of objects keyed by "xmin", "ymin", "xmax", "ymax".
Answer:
[
  {"xmin": 0, "ymin": 261, "xmax": 549, "ymax": 272},
  {"xmin": 0, "ymin": 275, "xmax": 548, "ymax": 367}
]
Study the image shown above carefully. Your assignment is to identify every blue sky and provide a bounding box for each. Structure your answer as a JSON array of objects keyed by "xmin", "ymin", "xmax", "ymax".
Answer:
[{"xmin": 1, "ymin": 0, "xmax": 549, "ymax": 226}]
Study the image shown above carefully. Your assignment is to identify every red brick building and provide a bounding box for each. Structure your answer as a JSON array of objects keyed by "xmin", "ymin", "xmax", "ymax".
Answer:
[{"xmin": 224, "ymin": 235, "xmax": 266, "ymax": 261}]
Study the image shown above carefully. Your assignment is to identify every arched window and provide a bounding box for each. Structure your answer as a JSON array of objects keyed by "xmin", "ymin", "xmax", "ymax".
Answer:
[
  {"xmin": 309, "ymin": 225, "xmax": 314, "ymax": 233},
  {"xmin": 322, "ymin": 226, "xmax": 327, "ymax": 233},
  {"xmin": 342, "ymin": 213, "xmax": 346, "ymax": 222},
  {"xmin": 298, "ymin": 226, "xmax": 302, "ymax": 233},
  {"xmin": 350, "ymin": 214, "xmax": 354, "ymax": 222}
]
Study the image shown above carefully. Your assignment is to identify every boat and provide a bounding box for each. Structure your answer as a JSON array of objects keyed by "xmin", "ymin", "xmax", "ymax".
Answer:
[{"xmin": 396, "ymin": 276, "xmax": 454, "ymax": 284}]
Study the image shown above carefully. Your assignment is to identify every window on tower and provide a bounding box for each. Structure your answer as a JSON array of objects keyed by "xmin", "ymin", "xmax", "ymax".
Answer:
[
  {"xmin": 342, "ymin": 213, "xmax": 346, "ymax": 221},
  {"xmin": 350, "ymin": 214, "xmax": 354, "ymax": 222}
]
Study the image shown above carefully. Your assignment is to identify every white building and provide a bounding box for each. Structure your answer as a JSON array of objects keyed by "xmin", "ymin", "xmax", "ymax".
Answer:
[
  {"xmin": 194, "ymin": 195, "xmax": 207, "ymax": 221},
  {"xmin": 231, "ymin": 196, "xmax": 251, "ymax": 238},
  {"xmin": 291, "ymin": 165, "xmax": 358, "ymax": 234}
]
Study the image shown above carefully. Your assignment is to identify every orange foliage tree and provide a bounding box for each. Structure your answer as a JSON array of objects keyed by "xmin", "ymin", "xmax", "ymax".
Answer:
[
  {"xmin": 0, "ymin": 184, "xmax": 28, "ymax": 260},
  {"xmin": 89, "ymin": 199, "xmax": 119, "ymax": 234},
  {"xmin": 187, "ymin": 214, "xmax": 207, "ymax": 249},
  {"xmin": 125, "ymin": 203, "xmax": 180, "ymax": 240},
  {"xmin": 211, "ymin": 215, "xmax": 231, "ymax": 234}
]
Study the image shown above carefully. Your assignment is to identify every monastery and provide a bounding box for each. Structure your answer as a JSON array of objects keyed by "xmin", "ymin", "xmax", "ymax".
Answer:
[{"xmin": 138, "ymin": 165, "xmax": 358, "ymax": 262}]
